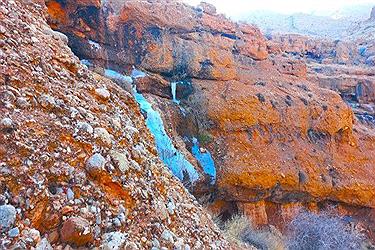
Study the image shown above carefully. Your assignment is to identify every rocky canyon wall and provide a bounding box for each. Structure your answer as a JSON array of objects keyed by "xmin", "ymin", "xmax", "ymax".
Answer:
[
  {"xmin": 0, "ymin": 0, "xmax": 230, "ymax": 248},
  {"xmin": 44, "ymin": 0, "xmax": 375, "ymax": 242}
]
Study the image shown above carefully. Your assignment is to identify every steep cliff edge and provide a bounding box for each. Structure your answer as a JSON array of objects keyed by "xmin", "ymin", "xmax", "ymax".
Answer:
[
  {"xmin": 45, "ymin": 0, "xmax": 375, "ymax": 241},
  {"xmin": 0, "ymin": 0, "xmax": 230, "ymax": 249}
]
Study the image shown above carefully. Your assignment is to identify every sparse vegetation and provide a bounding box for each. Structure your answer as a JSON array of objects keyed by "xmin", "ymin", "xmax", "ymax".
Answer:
[
  {"xmin": 197, "ymin": 131, "xmax": 213, "ymax": 146},
  {"xmin": 219, "ymin": 215, "xmax": 285, "ymax": 250},
  {"xmin": 205, "ymin": 209, "xmax": 368, "ymax": 250},
  {"xmin": 286, "ymin": 211, "xmax": 364, "ymax": 250}
]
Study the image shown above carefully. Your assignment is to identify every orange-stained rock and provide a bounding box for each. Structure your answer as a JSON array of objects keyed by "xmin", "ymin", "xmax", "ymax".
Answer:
[
  {"xmin": 45, "ymin": 0, "xmax": 268, "ymax": 82},
  {"xmin": 237, "ymin": 201, "xmax": 268, "ymax": 226},
  {"xmin": 60, "ymin": 217, "xmax": 93, "ymax": 246},
  {"xmin": 184, "ymin": 59, "xmax": 375, "ymax": 210},
  {"xmin": 273, "ymin": 55, "xmax": 307, "ymax": 78},
  {"xmin": 236, "ymin": 23, "xmax": 269, "ymax": 60},
  {"xmin": 134, "ymin": 73, "xmax": 172, "ymax": 99}
]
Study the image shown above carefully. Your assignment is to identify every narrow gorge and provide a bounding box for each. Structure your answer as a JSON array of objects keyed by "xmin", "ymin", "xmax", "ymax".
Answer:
[{"xmin": 1, "ymin": 0, "xmax": 375, "ymax": 249}]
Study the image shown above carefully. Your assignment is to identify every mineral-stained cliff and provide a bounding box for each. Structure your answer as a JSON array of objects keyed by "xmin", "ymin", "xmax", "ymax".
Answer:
[
  {"xmin": 43, "ymin": 0, "xmax": 375, "ymax": 239},
  {"xmin": 268, "ymin": 26, "xmax": 375, "ymax": 125},
  {"xmin": 0, "ymin": 0, "xmax": 230, "ymax": 249}
]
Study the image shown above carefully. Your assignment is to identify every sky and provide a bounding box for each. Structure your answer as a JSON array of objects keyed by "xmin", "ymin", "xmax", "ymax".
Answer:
[{"xmin": 183, "ymin": 0, "xmax": 375, "ymax": 17}]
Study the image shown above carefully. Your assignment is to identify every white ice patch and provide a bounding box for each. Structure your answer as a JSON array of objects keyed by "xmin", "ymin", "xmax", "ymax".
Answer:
[
  {"xmin": 192, "ymin": 137, "xmax": 216, "ymax": 184},
  {"xmin": 131, "ymin": 68, "xmax": 147, "ymax": 79},
  {"xmin": 89, "ymin": 40, "xmax": 101, "ymax": 50},
  {"xmin": 104, "ymin": 69, "xmax": 133, "ymax": 84},
  {"xmin": 134, "ymin": 91, "xmax": 199, "ymax": 183},
  {"xmin": 80, "ymin": 59, "xmax": 92, "ymax": 67}
]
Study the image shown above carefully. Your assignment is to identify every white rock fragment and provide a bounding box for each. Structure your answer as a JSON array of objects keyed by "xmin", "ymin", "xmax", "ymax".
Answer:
[
  {"xmin": 110, "ymin": 150, "xmax": 130, "ymax": 173},
  {"xmin": 67, "ymin": 188, "xmax": 74, "ymax": 201},
  {"xmin": 8, "ymin": 227, "xmax": 19, "ymax": 237},
  {"xmin": 111, "ymin": 117, "xmax": 122, "ymax": 130},
  {"xmin": 70, "ymin": 107, "xmax": 79, "ymax": 118},
  {"xmin": 124, "ymin": 242, "xmax": 138, "ymax": 250},
  {"xmin": 161, "ymin": 229, "xmax": 174, "ymax": 243},
  {"xmin": 94, "ymin": 127, "xmax": 113, "ymax": 145},
  {"xmin": 174, "ymin": 238, "xmax": 184, "ymax": 250},
  {"xmin": 101, "ymin": 232, "xmax": 128, "ymax": 250},
  {"xmin": 21, "ymin": 228, "xmax": 41, "ymax": 245},
  {"xmin": 39, "ymin": 94, "xmax": 56, "ymax": 109},
  {"xmin": 76, "ymin": 121, "xmax": 94, "ymax": 134},
  {"xmin": 16, "ymin": 97, "xmax": 30, "ymax": 109},
  {"xmin": 35, "ymin": 237, "xmax": 53, "ymax": 250},
  {"xmin": 167, "ymin": 201, "xmax": 176, "ymax": 215},
  {"xmin": 86, "ymin": 153, "xmax": 106, "ymax": 175},
  {"xmin": 0, "ymin": 118, "xmax": 14, "ymax": 129},
  {"xmin": 95, "ymin": 88, "xmax": 110, "ymax": 100}
]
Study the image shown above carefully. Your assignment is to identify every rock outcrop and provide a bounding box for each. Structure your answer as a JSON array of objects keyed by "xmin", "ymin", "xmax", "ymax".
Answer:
[
  {"xmin": 0, "ymin": 0, "xmax": 229, "ymax": 249},
  {"xmin": 45, "ymin": 0, "xmax": 268, "ymax": 82},
  {"xmin": 43, "ymin": 0, "xmax": 375, "ymax": 240}
]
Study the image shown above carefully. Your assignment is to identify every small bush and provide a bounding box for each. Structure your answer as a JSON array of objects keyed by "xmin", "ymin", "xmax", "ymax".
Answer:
[
  {"xmin": 242, "ymin": 225, "xmax": 285, "ymax": 250},
  {"xmin": 197, "ymin": 132, "xmax": 213, "ymax": 146},
  {"xmin": 222, "ymin": 215, "xmax": 285, "ymax": 250},
  {"xmin": 222, "ymin": 215, "xmax": 249, "ymax": 246},
  {"xmin": 287, "ymin": 211, "xmax": 364, "ymax": 250}
]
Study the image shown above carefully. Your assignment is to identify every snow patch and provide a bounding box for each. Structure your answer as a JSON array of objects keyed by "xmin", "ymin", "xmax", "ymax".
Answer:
[{"xmin": 80, "ymin": 59, "xmax": 92, "ymax": 67}]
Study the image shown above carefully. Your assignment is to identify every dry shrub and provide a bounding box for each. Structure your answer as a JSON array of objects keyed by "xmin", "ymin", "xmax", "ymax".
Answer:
[
  {"xmin": 286, "ymin": 211, "xmax": 365, "ymax": 250},
  {"xmin": 222, "ymin": 215, "xmax": 285, "ymax": 250}
]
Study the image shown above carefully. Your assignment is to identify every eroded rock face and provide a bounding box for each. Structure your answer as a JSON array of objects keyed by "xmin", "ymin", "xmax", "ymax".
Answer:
[
  {"xmin": 188, "ymin": 67, "xmax": 375, "ymax": 208},
  {"xmin": 44, "ymin": 0, "xmax": 375, "ymax": 240},
  {"xmin": 370, "ymin": 7, "xmax": 375, "ymax": 21},
  {"xmin": 268, "ymin": 25, "xmax": 375, "ymax": 127},
  {"xmin": 45, "ymin": 0, "xmax": 268, "ymax": 82},
  {"xmin": 0, "ymin": 0, "xmax": 229, "ymax": 249}
]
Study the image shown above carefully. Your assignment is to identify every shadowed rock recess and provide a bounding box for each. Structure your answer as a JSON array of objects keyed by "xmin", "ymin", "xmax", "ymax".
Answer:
[{"xmin": 1, "ymin": 0, "xmax": 375, "ymax": 248}]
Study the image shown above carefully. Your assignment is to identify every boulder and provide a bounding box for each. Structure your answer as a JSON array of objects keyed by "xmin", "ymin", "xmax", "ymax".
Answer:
[
  {"xmin": 0, "ymin": 205, "xmax": 16, "ymax": 232},
  {"xmin": 60, "ymin": 217, "xmax": 93, "ymax": 246}
]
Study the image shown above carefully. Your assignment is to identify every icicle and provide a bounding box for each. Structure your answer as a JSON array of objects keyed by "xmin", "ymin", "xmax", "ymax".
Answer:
[
  {"xmin": 171, "ymin": 82, "xmax": 180, "ymax": 104},
  {"xmin": 103, "ymin": 68, "xmax": 200, "ymax": 184}
]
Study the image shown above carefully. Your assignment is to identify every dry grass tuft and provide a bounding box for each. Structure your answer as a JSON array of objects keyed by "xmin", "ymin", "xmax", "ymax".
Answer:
[{"xmin": 222, "ymin": 215, "xmax": 285, "ymax": 250}]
